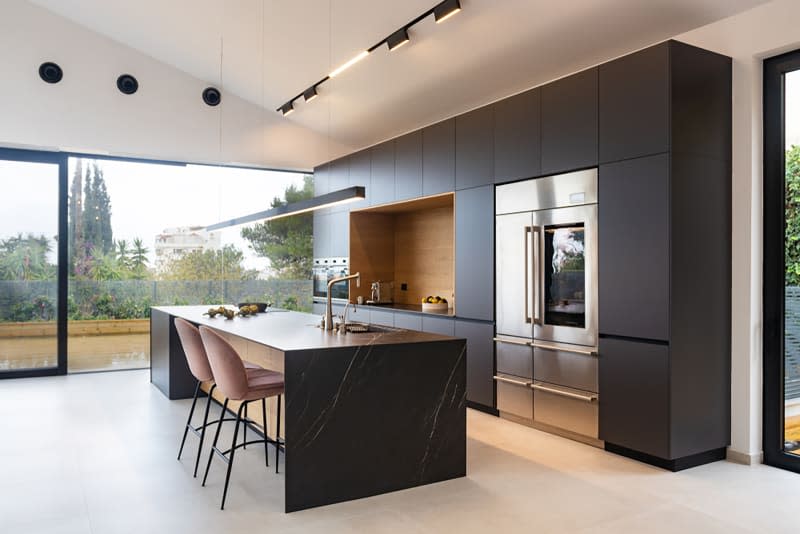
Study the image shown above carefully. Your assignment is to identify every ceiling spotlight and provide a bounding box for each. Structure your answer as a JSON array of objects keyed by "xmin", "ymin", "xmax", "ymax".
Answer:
[
  {"xmin": 329, "ymin": 50, "xmax": 369, "ymax": 78},
  {"xmin": 116, "ymin": 74, "xmax": 139, "ymax": 95},
  {"xmin": 280, "ymin": 102, "xmax": 295, "ymax": 116},
  {"xmin": 38, "ymin": 62, "xmax": 63, "ymax": 84},
  {"xmin": 434, "ymin": 0, "xmax": 461, "ymax": 23},
  {"xmin": 387, "ymin": 28, "xmax": 410, "ymax": 51},
  {"xmin": 202, "ymin": 87, "xmax": 222, "ymax": 106},
  {"xmin": 303, "ymin": 86, "xmax": 318, "ymax": 103}
]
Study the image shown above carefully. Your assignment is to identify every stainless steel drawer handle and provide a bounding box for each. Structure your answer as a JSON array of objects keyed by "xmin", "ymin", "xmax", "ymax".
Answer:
[
  {"xmin": 530, "ymin": 383, "xmax": 597, "ymax": 403},
  {"xmin": 493, "ymin": 375, "xmax": 531, "ymax": 387},
  {"xmin": 493, "ymin": 337, "xmax": 532, "ymax": 347},
  {"xmin": 531, "ymin": 341, "xmax": 597, "ymax": 357}
]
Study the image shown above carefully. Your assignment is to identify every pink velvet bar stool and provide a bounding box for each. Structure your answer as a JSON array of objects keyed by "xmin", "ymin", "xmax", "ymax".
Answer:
[
  {"xmin": 174, "ymin": 318, "xmax": 263, "ymax": 478},
  {"xmin": 199, "ymin": 325, "xmax": 285, "ymax": 510}
]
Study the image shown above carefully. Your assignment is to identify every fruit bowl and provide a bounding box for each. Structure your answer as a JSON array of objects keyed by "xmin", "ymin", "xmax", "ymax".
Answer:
[
  {"xmin": 237, "ymin": 302, "xmax": 268, "ymax": 313},
  {"xmin": 421, "ymin": 302, "xmax": 448, "ymax": 312}
]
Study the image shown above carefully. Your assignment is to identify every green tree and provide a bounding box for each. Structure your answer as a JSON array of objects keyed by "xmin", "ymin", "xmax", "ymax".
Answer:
[
  {"xmin": 787, "ymin": 145, "xmax": 800, "ymax": 284},
  {"xmin": 82, "ymin": 162, "xmax": 113, "ymax": 255},
  {"xmin": 160, "ymin": 244, "xmax": 257, "ymax": 281},
  {"xmin": 130, "ymin": 238, "xmax": 150, "ymax": 279},
  {"xmin": 116, "ymin": 239, "xmax": 130, "ymax": 270},
  {"xmin": 241, "ymin": 175, "xmax": 313, "ymax": 279},
  {"xmin": 0, "ymin": 234, "xmax": 56, "ymax": 281}
]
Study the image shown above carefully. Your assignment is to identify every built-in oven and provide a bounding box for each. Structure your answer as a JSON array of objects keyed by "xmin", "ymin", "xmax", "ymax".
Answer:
[{"xmin": 312, "ymin": 257, "xmax": 349, "ymax": 302}]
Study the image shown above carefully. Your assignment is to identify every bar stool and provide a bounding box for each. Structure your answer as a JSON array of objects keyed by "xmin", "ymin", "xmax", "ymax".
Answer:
[
  {"xmin": 199, "ymin": 325, "xmax": 285, "ymax": 510},
  {"xmin": 174, "ymin": 318, "xmax": 263, "ymax": 477}
]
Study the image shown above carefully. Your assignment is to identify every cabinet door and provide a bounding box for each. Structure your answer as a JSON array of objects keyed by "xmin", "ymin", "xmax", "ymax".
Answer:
[
  {"xmin": 423, "ymin": 119, "xmax": 455, "ymax": 196},
  {"xmin": 422, "ymin": 316, "xmax": 455, "ymax": 336},
  {"xmin": 455, "ymin": 319, "xmax": 495, "ymax": 408},
  {"xmin": 455, "ymin": 185, "xmax": 494, "ymax": 321},
  {"xmin": 370, "ymin": 140, "xmax": 395, "ymax": 206},
  {"xmin": 456, "ymin": 106, "xmax": 494, "ymax": 190},
  {"xmin": 541, "ymin": 68, "xmax": 598, "ymax": 175},
  {"xmin": 329, "ymin": 157, "xmax": 349, "ymax": 192},
  {"xmin": 494, "ymin": 88, "xmax": 541, "ymax": 184},
  {"xmin": 599, "ymin": 338, "xmax": 669, "ymax": 459},
  {"xmin": 599, "ymin": 155, "xmax": 669, "ymax": 341},
  {"xmin": 314, "ymin": 163, "xmax": 330, "ymax": 197},
  {"xmin": 599, "ymin": 42, "xmax": 669, "ymax": 163},
  {"xmin": 395, "ymin": 131, "xmax": 423, "ymax": 201},
  {"xmin": 394, "ymin": 312, "xmax": 422, "ymax": 331},
  {"xmin": 348, "ymin": 149, "xmax": 370, "ymax": 211},
  {"xmin": 329, "ymin": 211, "xmax": 350, "ymax": 257},
  {"xmin": 313, "ymin": 212, "xmax": 331, "ymax": 258},
  {"xmin": 369, "ymin": 309, "xmax": 394, "ymax": 327}
]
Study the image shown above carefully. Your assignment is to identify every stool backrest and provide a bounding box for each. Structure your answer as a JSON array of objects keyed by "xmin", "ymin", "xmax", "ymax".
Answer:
[
  {"xmin": 199, "ymin": 326, "xmax": 248, "ymax": 400},
  {"xmin": 174, "ymin": 318, "xmax": 214, "ymax": 382}
]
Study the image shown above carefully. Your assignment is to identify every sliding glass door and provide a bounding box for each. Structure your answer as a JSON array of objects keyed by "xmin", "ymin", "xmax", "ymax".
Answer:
[
  {"xmin": 764, "ymin": 49, "xmax": 800, "ymax": 472},
  {"xmin": 0, "ymin": 149, "xmax": 67, "ymax": 378}
]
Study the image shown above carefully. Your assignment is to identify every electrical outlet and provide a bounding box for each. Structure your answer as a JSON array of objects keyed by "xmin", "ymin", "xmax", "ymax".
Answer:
[{"xmin": 400, "ymin": 283, "xmax": 408, "ymax": 291}]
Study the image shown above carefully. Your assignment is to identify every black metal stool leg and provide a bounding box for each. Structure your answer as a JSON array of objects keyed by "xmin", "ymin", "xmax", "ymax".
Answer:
[
  {"xmin": 178, "ymin": 380, "xmax": 201, "ymax": 460},
  {"xmin": 243, "ymin": 403, "xmax": 248, "ymax": 450},
  {"xmin": 261, "ymin": 397, "xmax": 269, "ymax": 467},
  {"xmin": 276, "ymin": 394, "xmax": 282, "ymax": 473},
  {"xmin": 203, "ymin": 397, "xmax": 229, "ymax": 487},
  {"xmin": 221, "ymin": 402, "xmax": 246, "ymax": 510},
  {"xmin": 194, "ymin": 384, "xmax": 216, "ymax": 477}
]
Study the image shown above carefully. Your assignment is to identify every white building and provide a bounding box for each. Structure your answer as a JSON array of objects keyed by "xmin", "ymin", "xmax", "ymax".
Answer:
[{"xmin": 154, "ymin": 226, "xmax": 220, "ymax": 272}]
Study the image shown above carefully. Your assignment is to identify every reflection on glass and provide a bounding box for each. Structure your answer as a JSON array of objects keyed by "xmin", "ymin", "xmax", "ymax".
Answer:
[
  {"xmin": 784, "ymin": 70, "xmax": 800, "ymax": 454},
  {"xmin": 544, "ymin": 224, "xmax": 585, "ymax": 328},
  {"xmin": 0, "ymin": 160, "xmax": 59, "ymax": 372}
]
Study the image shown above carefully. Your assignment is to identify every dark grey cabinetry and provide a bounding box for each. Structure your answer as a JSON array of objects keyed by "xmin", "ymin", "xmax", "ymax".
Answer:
[
  {"xmin": 494, "ymin": 88, "xmax": 541, "ymax": 184},
  {"xmin": 348, "ymin": 149, "xmax": 370, "ymax": 210},
  {"xmin": 422, "ymin": 316, "xmax": 455, "ymax": 336},
  {"xmin": 456, "ymin": 107, "xmax": 494, "ymax": 190},
  {"xmin": 314, "ymin": 163, "xmax": 330, "ymax": 197},
  {"xmin": 599, "ymin": 155, "xmax": 669, "ymax": 341},
  {"xmin": 422, "ymin": 119, "xmax": 455, "ymax": 196},
  {"xmin": 599, "ymin": 338, "xmax": 669, "ymax": 459},
  {"xmin": 329, "ymin": 157, "xmax": 349, "ymax": 193},
  {"xmin": 599, "ymin": 43, "xmax": 669, "ymax": 163},
  {"xmin": 395, "ymin": 130, "xmax": 423, "ymax": 201},
  {"xmin": 455, "ymin": 319, "xmax": 495, "ymax": 408},
  {"xmin": 313, "ymin": 212, "xmax": 331, "ymax": 258},
  {"xmin": 597, "ymin": 41, "xmax": 731, "ymax": 470},
  {"xmin": 370, "ymin": 141, "xmax": 395, "ymax": 206},
  {"xmin": 329, "ymin": 211, "xmax": 349, "ymax": 257},
  {"xmin": 541, "ymin": 68, "xmax": 598, "ymax": 174},
  {"xmin": 455, "ymin": 185, "xmax": 493, "ymax": 321}
]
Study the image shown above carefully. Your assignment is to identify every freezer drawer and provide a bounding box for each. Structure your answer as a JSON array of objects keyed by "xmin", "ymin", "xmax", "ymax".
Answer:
[
  {"xmin": 533, "ymin": 343, "xmax": 598, "ymax": 392},
  {"xmin": 532, "ymin": 381, "xmax": 598, "ymax": 438},
  {"xmin": 494, "ymin": 374, "xmax": 533, "ymax": 420},
  {"xmin": 495, "ymin": 337, "xmax": 533, "ymax": 379}
]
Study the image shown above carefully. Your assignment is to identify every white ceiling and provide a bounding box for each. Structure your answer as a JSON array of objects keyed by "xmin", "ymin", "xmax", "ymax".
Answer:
[{"xmin": 28, "ymin": 0, "xmax": 768, "ymax": 169}]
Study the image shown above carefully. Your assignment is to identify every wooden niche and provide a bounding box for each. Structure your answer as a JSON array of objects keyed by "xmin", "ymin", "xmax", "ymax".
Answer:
[{"xmin": 349, "ymin": 193, "xmax": 455, "ymax": 309}]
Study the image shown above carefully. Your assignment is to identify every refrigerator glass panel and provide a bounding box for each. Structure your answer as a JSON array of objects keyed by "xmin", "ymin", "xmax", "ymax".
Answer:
[{"xmin": 544, "ymin": 223, "xmax": 586, "ymax": 328}]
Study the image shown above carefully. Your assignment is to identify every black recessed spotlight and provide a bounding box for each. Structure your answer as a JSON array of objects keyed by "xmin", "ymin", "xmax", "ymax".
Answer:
[
  {"xmin": 202, "ymin": 87, "xmax": 222, "ymax": 107},
  {"xmin": 116, "ymin": 74, "xmax": 139, "ymax": 95},
  {"xmin": 387, "ymin": 28, "xmax": 410, "ymax": 51},
  {"xmin": 38, "ymin": 62, "xmax": 63, "ymax": 84}
]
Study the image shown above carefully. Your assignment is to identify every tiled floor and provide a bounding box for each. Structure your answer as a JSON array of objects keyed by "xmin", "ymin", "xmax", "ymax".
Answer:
[{"xmin": 1, "ymin": 370, "xmax": 798, "ymax": 533}]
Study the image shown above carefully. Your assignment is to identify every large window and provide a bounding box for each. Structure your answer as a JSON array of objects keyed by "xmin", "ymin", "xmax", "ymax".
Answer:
[
  {"xmin": 0, "ymin": 149, "xmax": 312, "ymax": 376},
  {"xmin": 764, "ymin": 49, "xmax": 800, "ymax": 473}
]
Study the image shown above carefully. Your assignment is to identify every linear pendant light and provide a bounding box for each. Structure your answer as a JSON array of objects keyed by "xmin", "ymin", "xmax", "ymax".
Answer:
[
  {"xmin": 205, "ymin": 186, "xmax": 366, "ymax": 231},
  {"xmin": 275, "ymin": 0, "xmax": 462, "ymax": 115}
]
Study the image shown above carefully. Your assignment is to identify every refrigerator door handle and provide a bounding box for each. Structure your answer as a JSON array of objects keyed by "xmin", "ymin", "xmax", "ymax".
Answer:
[
  {"xmin": 532, "ymin": 225, "xmax": 543, "ymax": 325},
  {"xmin": 524, "ymin": 226, "xmax": 533, "ymax": 324}
]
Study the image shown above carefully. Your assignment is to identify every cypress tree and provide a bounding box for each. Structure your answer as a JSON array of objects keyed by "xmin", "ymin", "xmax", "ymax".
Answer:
[{"xmin": 68, "ymin": 159, "xmax": 84, "ymax": 270}]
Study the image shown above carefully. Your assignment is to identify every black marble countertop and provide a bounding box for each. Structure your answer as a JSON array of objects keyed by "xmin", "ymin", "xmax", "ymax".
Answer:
[{"xmin": 152, "ymin": 305, "xmax": 458, "ymax": 352}]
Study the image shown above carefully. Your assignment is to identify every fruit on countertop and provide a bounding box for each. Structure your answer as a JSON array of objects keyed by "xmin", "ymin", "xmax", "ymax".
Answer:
[
  {"xmin": 421, "ymin": 296, "xmax": 448, "ymax": 304},
  {"xmin": 203, "ymin": 306, "xmax": 236, "ymax": 320}
]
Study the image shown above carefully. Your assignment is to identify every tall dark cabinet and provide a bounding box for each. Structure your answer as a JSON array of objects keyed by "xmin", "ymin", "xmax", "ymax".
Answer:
[{"xmin": 597, "ymin": 40, "xmax": 731, "ymax": 470}]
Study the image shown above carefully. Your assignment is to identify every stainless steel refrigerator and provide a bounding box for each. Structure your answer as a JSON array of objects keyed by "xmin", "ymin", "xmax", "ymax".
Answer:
[{"xmin": 493, "ymin": 168, "xmax": 601, "ymax": 444}]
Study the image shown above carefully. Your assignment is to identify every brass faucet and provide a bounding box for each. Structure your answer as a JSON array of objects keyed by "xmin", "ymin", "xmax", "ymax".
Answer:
[{"xmin": 326, "ymin": 272, "xmax": 360, "ymax": 331}]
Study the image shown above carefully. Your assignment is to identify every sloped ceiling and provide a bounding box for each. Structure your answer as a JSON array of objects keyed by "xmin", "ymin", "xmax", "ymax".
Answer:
[{"xmin": 28, "ymin": 0, "xmax": 768, "ymax": 169}]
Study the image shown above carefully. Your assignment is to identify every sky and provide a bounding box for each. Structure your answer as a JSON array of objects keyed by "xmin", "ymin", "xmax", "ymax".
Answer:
[{"xmin": 0, "ymin": 158, "xmax": 307, "ymax": 272}]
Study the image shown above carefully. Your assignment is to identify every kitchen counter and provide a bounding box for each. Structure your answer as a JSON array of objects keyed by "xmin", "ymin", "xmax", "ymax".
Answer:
[
  {"xmin": 361, "ymin": 302, "xmax": 456, "ymax": 317},
  {"xmin": 150, "ymin": 306, "xmax": 466, "ymax": 512}
]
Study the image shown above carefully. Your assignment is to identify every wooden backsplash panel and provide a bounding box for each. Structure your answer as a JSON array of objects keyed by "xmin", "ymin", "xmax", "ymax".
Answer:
[
  {"xmin": 393, "ymin": 206, "xmax": 454, "ymax": 305},
  {"xmin": 349, "ymin": 212, "xmax": 396, "ymax": 303}
]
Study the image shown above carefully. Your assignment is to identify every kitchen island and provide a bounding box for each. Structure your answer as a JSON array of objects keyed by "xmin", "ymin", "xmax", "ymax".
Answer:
[{"xmin": 150, "ymin": 305, "xmax": 466, "ymax": 512}]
